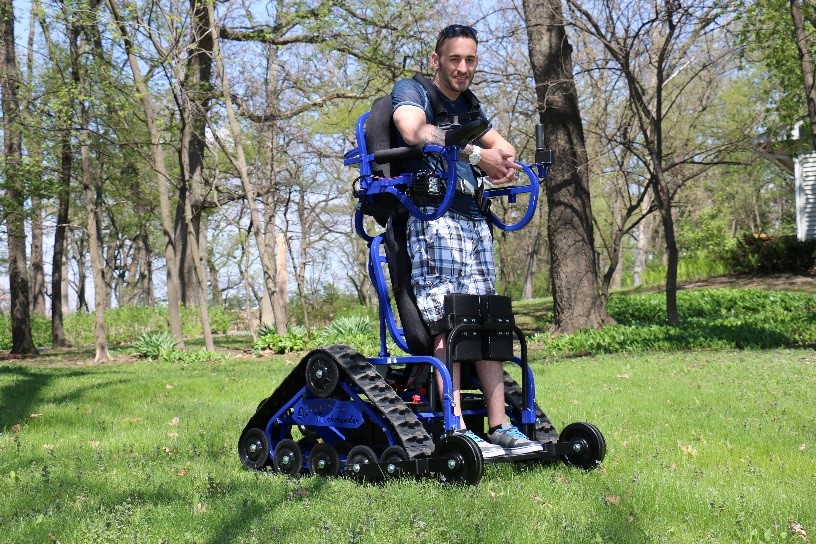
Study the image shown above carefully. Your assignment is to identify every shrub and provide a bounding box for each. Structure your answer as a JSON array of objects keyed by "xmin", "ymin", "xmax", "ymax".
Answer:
[
  {"xmin": 253, "ymin": 326, "xmax": 309, "ymax": 354},
  {"xmin": 132, "ymin": 331, "xmax": 178, "ymax": 360},
  {"xmin": 532, "ymin": 289, "xmax": 816, "ymax": 356},
  {"xmin": 726, "ymin": 233, "xmax": 816, "ymax": 274}
]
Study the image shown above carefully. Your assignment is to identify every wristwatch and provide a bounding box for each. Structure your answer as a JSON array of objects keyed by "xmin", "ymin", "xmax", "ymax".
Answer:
[{"xmin": 468, "ymin": 145, "xmax": 482, "ymax": 165}]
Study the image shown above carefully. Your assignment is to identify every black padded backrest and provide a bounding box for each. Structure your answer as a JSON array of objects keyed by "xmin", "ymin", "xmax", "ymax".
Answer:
[
  {"xmin": 360, "ymin": 95, "xmax": 406, "ymax": 227},
  {"xmin": 384, "ymin": 214, "xmax": 433, "ymax": 355},
  {"xmin": 365, "ymin": 95, "xmax": 402, "ymax": 178}
]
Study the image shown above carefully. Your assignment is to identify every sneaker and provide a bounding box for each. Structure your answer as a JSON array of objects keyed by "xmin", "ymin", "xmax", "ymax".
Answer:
[
  {"xmin": 487, "ymin": 423, "xmax": 543, "ymax": 456},
  {"xmin": 458, "ymin": 429, "xmax": 504, "ymax": 459}
]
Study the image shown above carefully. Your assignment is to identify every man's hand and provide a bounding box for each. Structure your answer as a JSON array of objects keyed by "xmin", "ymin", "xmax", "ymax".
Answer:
[{"xmin": 478, "ymin": 147, "xmax": 522, "ymax": 185}]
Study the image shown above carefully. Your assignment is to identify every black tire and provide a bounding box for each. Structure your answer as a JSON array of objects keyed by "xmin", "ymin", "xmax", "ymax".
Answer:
[
  {"xmin": 559, "ymin": 422, "xmax": 606, "ymax": 470},
  {"xmin": 345, "ymin": 445, "xmax": 380, "ymax": 482},
  {"xmin": 309, "ymin": 443, "xmax": 341, "ymax": 477},
  {"xmin": 434, "ymin": 433, "xmax": 484, "ymax": 486},
  {"xmin": 238, "ymin": 428, "xmax": 270, "ymax": 470},
  {"xmin": 305, "ymin": 353, "xmax": 340, "ymax": 397},
  {"xmin": 273, "ymin": 439, "xmax": 303, "ymax": 477},
  {"xmin": 380, "ymin": 445, "xmax": 409, "ymax": 479}
]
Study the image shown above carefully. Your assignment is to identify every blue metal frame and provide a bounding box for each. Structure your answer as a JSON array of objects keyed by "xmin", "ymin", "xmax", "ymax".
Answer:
[{"xmin": 346, "ymin": 109, "xmax": 554, "ymax": 436}]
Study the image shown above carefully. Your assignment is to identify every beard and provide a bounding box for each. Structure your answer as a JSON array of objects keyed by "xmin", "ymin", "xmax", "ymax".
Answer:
[{"xmin": 438, "ymin": 67, "xmax": 473, "ymax": 95}]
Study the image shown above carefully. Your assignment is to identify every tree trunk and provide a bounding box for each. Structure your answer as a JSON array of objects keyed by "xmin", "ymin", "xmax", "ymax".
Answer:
[
  {"xmin": 73, "ymin": 233, "xmax": 89, "ymax": 312},
  {"xmin": 652, "ymin": 168, "xmax": 679, "ymax": 325},
  {"xmin": 175, "ymin": 0, "xmax": 212, "ymax": 307},
  {"xmin": 790, "ymin": 0, "xmax": 816, "ymax": 146},
  {"xmin": 522, "ymin": 0, "xmax": 612, "ymax": 333},
  {"xmin": 70, "ymin": 16, "xmax": 109, "ymax": 363},
  {"xmin": 52, "ymin": 127, "xmax": 72, "ymax": 346},
  {"xmin": 30, "ymin": 200, "xmax": 46, "ymax": 317},
  {"xmin": 208, "ymin": 253, "xmax": 223, "ymax": 307},
  {"xmin": 632, "ymin": 194, "xmax": 655, "ymax": 288},
  {"xmin": 1, "ymin": 0, "xmax": 38, "ymax": 355}
]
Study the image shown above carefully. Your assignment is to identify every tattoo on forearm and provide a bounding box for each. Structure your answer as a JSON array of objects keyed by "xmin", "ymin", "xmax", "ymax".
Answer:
[{"xmin": 421, "ymin": 127, "xmax": 447, "ymax": 146}]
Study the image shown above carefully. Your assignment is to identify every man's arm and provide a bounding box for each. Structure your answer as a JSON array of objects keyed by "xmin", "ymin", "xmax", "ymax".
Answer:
[
  {"xmin": 393, "ymin": 105, "xmax": 521, "ymax": 185},
  {"xmin": 392, "ymin": 104, "xmax": 446, "ymax": 146},
  {"xmin": 474, "ymin": 128, "xmax": 521, "ymax": 185}
]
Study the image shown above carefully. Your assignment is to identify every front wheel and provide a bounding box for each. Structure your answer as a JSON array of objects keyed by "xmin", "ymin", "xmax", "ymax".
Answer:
[
  {"xmin": 434, "ymin": 433, "xmax": 484, "ymax": 485},
  {"xmin": 559, "ymin": 422, "xmax": 606, "ymax": 470},
  {"xmin": 238, "ymin": 428, "xmax": 270, "ymax": 470}
]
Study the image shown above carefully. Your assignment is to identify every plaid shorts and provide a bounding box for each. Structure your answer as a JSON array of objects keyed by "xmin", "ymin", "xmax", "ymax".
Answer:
[{"xmin": 407, "ymin": 211, "xmax": 496, "ymax": 331}]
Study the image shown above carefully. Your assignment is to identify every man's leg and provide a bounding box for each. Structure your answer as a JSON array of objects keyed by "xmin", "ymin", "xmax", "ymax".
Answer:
[
  {"xmin": 481, "ymin": 357, "xmax": 543, "ymax": 455},
  {"xmin": 475, "ymin": 359, "xmax": 507, "ymax": 429},
  {"xmin": 433, "ymin": 332, "xmax": 463, "ymax": 429},
  {"xmin": 433, "ymin": 332, "xmax": 503, "ymax": 458}
]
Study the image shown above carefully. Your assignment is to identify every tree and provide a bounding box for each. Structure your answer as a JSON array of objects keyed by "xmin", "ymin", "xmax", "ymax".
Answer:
[
  {"xmin": 566, "ymin": 0, "xmax": 732, "ymax": 324},
  {"xmin": 105, "ymin": 0, "xmax": 186, "ymax": 346},
  {"xmin": 522, "ymin": 0, "xmax": 613, "ymax": 333},
  {"xmin": 1, "ymin": 0, "xmax": 38, "ymax": 355},
  {"xmin": 740, "ymin": 0, "xmax": 815, "ymax": 142},
  {"xmin": 789, "ymin": 0, "xmax": 816, "ymax": 146},
  {"xmin": 65, "ymin": 0, "xmax": 110, "ymax": 363}
]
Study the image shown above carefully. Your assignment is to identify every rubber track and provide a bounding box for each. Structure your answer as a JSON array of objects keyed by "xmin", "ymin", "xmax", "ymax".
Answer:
[
  {"xmin": 241, "ymin": 344, "xmax": 435, "ymax": 460},
  {"xmin": 502, "ymin": 371, "xmax": 560, "ymax": 444}
]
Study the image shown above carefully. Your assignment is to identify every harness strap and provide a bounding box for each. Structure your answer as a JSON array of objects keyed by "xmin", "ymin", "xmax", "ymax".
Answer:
[{"xmin": 411, "ymin": 73, "xmax": 481, "ymax": 126}]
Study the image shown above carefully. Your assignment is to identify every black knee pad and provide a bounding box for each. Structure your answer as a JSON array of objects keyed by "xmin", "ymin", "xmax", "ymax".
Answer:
[
  {"xmin": 443, "ymin": 294, "xmax": 483, "ymax": 361},
  {"xmin": 479, "ymin": 295, "xmax": 515, "ymax": 361}
]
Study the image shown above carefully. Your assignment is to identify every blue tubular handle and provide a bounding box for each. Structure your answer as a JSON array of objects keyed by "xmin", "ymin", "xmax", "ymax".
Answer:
[
  {"xmin": 484, "ymin": 161, "xmax": 544, "ymax": 232},
  {"xmin": 399, "ymin": 145, "xmax": 459, "ymax": 222}
]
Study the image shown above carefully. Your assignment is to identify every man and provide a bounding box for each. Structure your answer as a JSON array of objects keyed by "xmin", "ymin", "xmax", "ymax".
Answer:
[{"xmin": 391, "ymin": 24, "xmax": 542, "ymax": 458}]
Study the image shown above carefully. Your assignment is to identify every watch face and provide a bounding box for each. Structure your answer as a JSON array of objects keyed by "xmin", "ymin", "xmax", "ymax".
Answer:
[{"xmin": 469, "ymin": 148, "xmax": 481, "ymax": 165}]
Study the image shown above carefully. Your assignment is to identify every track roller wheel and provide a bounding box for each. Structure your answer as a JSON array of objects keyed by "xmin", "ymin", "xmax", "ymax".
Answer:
[
  {"xmin": 273, "ymin": 439, "xmax": 303, "ymax": 477},
  {"xmin": 305, "ymin": 353, "xmax": 340, "ymax": 397},
  {"xmin": 309, "ymin": 443, "xmax": 341, "ymax": 477},
  {"xmin": 238, "ymin": 428, "xmax": 270, "ymax": 470},
  {"xmin": 559, "ymin": 422, "xmax": 606, "ymax": 470},
  {"xmin": 380, "ymin": 446, "xmax": 409, "ymax": 479},
  {"xmin": 434, "ymin": 433, "xmax": 484, "ymax": 485},
  {"xmin": 345, "ymin": 445, "xmax": 380, "ymax": 483}
]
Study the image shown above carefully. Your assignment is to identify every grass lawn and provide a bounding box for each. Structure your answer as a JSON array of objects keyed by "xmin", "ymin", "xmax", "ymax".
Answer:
[{"xmin": 1, "ymin": 347, "xmax": 814, "ymax": 543}]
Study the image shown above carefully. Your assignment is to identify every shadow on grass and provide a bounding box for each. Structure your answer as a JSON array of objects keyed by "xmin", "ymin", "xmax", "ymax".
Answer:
[
  {"xmin": 0, "ymin": 365, "xmax": 124, "ymax": 431},
  {"xmin": 0, "ymin": 366, "xmax": 56, "ymax": 430},
  {"xmin": 204, "ymin": 475, "xmax": 330, "ymax": 544}
]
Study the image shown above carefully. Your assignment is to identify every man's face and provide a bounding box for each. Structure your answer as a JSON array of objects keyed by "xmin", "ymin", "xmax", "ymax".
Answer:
[{"xmin": 431, "ymin": 37, "xmax": 478, "ymax": 98}]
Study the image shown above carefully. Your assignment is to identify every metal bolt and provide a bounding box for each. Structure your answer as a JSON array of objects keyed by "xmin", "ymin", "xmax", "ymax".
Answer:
[
  {"xmin": 353, "ymin": 463, "xmax": 361, "ymax": 473},
  {"xmin": 317, "ymin": 459, "xmax": 327, "ymax": 469},
  {"xmin": 249, "ymin": 443, "xmax": 257, "ymax": 453},
  {"xmin": 387, "ymin": 464, "xmax": 396, "ymax": 474},
  {"xmin": 281, "ymin": 454, "xmax": 290, "ymax": 465},
  {"xmin": 572, "ymin": 442, "xmax": 583, "ymax": 453},
  {"xmin": 447, "ymin": 459, "xmax": 457, "ymax": 470},
  {"xmin": 315, "ymin": 369, "xmax": 324, "ymax": 379}
]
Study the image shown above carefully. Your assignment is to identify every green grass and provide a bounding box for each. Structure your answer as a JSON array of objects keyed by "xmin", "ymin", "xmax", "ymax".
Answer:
[{"xmin": 2, "ymin": 349, "xmax": 814, "ymax": 543}]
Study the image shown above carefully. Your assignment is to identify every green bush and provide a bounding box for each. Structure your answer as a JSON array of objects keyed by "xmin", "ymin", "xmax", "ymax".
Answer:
[
  {"xmin": 532, "ymin": 289, "xmax": 816, "ymax": 356},
  {"xmin": 726, "ymin": 233, "xmax": 816, "ymax": 274},
  {"xmin": 253, "ymin": 326, "xmax": 309, "ymax": 354},
  {"xmin": 132, "ymin": 331, "xmax": 178, "ymax": 360}
]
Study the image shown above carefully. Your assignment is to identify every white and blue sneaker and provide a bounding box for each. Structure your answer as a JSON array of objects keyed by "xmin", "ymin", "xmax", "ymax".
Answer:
[
  {"xmin": 487, "ymin": 423, "xmax": 543, "ymax": 456},
  {"xmin": 458, "ymin": 429, "xmax": 504, "ymax": 459}
]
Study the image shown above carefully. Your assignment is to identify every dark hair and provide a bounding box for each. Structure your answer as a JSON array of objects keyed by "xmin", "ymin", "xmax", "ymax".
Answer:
[{"xmin": 434, "ymin": 24, "xmax": 478, "ymax": 54}]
